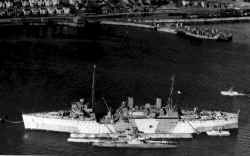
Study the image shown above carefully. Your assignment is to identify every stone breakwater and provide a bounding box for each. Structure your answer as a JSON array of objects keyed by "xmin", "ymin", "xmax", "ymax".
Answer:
[
  {"xmin": 100, "ymin": 20, "xmax": 177, "ymax": 34},
  {"xmin": 0, "ymin": 16, "xmax": 85, "ymax": 27}
]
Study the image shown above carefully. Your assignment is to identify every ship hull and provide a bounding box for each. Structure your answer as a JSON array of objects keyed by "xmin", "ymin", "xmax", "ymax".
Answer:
[
  {"xmin": 22, "ymin": 113, "xmax": 115, "ymax": 134},
  {"xmin": 22, "ymin": 111, "xmax": 238, "ymax": 135},
  {"xmin": 91, "ymin": 142, "xmax": 177, "ymax": 148},
  {"xmin": 133, "ymin": 116, "xmax": 238, "ymax": 134}
]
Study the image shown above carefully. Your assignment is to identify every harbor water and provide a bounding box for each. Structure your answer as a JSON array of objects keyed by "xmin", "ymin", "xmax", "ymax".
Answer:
[{"xmin": 0, "ymin": 23, "xmax": 250, "ymax": 155}]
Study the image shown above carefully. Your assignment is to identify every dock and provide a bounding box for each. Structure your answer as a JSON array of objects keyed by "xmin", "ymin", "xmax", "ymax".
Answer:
[{"xmin": 100, "ymin": 21, "xmax": 154, "ymax": 29}]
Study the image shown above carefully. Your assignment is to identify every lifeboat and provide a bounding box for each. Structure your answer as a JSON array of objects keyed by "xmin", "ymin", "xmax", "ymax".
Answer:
[
  {"xmin": 92, "ymin": 140, "xmax": 177, "ymax": 148},
  {"xmin": 206, "ymin": 130, "xmax": 230, "ymax": 136}
]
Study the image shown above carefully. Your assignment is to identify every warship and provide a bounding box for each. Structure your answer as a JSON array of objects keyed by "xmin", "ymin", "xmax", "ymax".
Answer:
[{"xmin": 22, "ymin": 66, "xmax": 239, "ymax": 139}]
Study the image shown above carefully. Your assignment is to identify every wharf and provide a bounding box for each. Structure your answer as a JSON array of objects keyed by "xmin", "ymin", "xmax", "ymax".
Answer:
[
  {"xmin": 142, "ymin": 16, "xmax": 250, "ymax": 24},
  {"xmin": 100, "ymin": 21, "xmax": 154, "ymax": 29},
  {"xmin": 100, "ymin": 20, "xmax": 176, "ymax": 34}
]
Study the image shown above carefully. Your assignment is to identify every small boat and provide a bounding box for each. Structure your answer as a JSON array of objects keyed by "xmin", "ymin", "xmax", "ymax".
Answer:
[
  {"xmin": 67, "ymin": 137, "xmax": 104, "ymax": 143},
  {"xmin": 220, "ymin": 90, "xmax": 245, "ymax": 96},
  {"xmin": 92, "ymin": 141, "xmax": 177, "ymax": 149},
  {"xmin": 206, "ymin": 130, "xmax": 230, "ymax": 136},
  {"xmin": 220, "ymin": 87, "xmax": 245, "ymax": 96},
  {"xmin": 144, "ymin": 140, "xmax": 177, "ymax": 144}
]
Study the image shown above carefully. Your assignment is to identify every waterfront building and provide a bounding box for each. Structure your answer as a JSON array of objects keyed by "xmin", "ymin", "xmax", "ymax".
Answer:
[
  {"xmin": 62, "ymin": 6, "xmax": 70, "ymax": 14},
  {"xmin": 181, "ymin": 0, "xmax": 190, "ymax": 6},
  {"xmin": 23, "ymin": 7, "xmax": 31, "ymax": 15},
  {"xmin": 21, "ymin": 0, "xmax": 30, "ymax": 7},
  {"xmin": 45, "ymin": 0, "xmax": 53, "ymax": 6},
  {"xmin": 180, "ymin": 0, "xmax": 232, "ymax": 9},
  {"xmin": 52, "ymin": 0, "xmax": 59, "ymax": 6},
  {"xmin": 39, "ymin": 7, "xmax": 47, "ymax": 14},
  {"xmin": 31, "ymin": 7, "xmax": 40, "ymax": 14},
  {"xmin": 47, "ymin": 6, "xmax": 55, "ymax": 14},
  {"xmin": 99, "ymin": 4, "xmax": 113, "ymax": 14},
  {"xmin": 5, "ymin": 0, "xmax": 14, "ymax": 8},
  {"xmin": 29, "ymin": 0, "xmax": 36, "ymax": 7},
  {"xmin": 28, "ymin": 0, "xmax": 59, "ymax": 7},
  {"xmin": 37, "ymin": 0, "xmax": 44, "ymax": 6},
  {"xmin": 55, "ymin": 7, "xmax": 63, "ymax": 14},
  {"xmin": 205, "ymin": 0, "xmax": 229, "ymax": 9},
  {"xmin": 0, "ymin": 1, "xmax": 4, "ymax": 8},
  {"xmin": 69, "ymin": 0, "xmax": 82, "ymax": 5}
]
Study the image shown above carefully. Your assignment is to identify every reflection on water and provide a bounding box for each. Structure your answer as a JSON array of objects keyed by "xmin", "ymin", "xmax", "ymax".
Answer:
[{"xmin": 0, "ymin": 23, "xmax": 250, "ymax": 155}]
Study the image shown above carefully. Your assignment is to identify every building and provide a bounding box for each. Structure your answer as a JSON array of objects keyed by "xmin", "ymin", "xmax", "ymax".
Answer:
[{"xmin": 180, "ymin": 0, "xmax": 232, "ymax": 9}]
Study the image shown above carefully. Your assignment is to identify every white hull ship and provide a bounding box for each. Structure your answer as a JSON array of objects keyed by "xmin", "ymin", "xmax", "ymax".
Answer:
[{"xmin": 22, "ymin": 67, "xmax": 239, "ymax": 140}]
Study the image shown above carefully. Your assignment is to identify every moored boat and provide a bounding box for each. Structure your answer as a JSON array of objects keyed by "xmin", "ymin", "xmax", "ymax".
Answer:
[
  {"xmin": 92, "ymin": 140, "xmax": 177, "ymax": 149},
  {"xmin": 67, "ymin": 137, "xmax": 106, "ymax": 143},
  {"xmin": 176, "ymin": 24, "xmax": 232, "ymax": 41},
  {"xmin": 220, "ymin": 87, "xmax": 245, "ymax": 96},
  {"xmin": 206, "ymin": 130, "xmax": 230, "ymax": 136}
]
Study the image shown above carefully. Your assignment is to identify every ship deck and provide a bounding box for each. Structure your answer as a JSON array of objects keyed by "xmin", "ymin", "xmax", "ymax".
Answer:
[
  {"xmin": 24, "ymin": 110, "xmax": 238, "ymax": 122},
  {"xmin": 25, "ymin": 111, "xmax": 95, "ymax": 121}
]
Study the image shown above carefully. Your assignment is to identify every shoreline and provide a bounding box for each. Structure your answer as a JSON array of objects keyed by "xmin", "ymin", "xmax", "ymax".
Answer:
[
  {"xmin": 142, "ymin": 16, "xmax": 250, "ymax": 24},
  {"xmin": 0, "ymin": 16, "xmax": 85, "ymax": 27},
  {"xmin": 0, "ymin": 15, "xmax": 250, "ymax": 28}
]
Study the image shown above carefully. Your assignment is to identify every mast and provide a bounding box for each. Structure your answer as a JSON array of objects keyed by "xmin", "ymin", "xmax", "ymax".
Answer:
[
  {"xmin": 91, "ymin": 64, "xmax": 96, "ymax": 109},
  {"xmin": 167, "ymin": 75, "xmax": 175, "ymax": 110}
]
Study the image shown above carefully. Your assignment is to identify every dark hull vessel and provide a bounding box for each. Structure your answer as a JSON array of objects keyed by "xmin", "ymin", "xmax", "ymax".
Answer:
[{"xmin": 177, "ymin": 29, "xmax": 232, "ymax": 42}]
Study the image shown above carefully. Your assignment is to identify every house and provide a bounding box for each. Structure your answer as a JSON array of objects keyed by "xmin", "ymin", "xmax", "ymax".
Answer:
[
  {"xmin": 55, "ymin": 7, "xmax": 63, "ymax": 14},
  {"xmin": 5, "ymin": 0, "xmax": 14, "ymax": 8},
  {"xmin": 47, "ymin": 7, "xmax": 55, "ymax": 14},
  {"xmin": 180, "ymin": 0, "xmax": 231, "ymax": 9},
  {"xmin": 181, "ymin": 0, "xmax": 190, "ymax": 7},
  {"xmin": 29, "ymin": 0, "xmax": 36, "ymax": 7},
  {"xmin": 52, "ymin": 0, "xmax": 59, "ymax": 6},
  {"xmin": 45, "ymin": 0, "xmax": 53, "ymax": 6},
  {"xmin": 0, "ymin": 10, "xmax": 6, "ymax": 16},
  {"xmin": 0, "ymin": 2, "xmax": 4, "ymax": 9},
  {"xmin": 39, "ymin": 7, "xmax": 48, "ymax": 14},
  {"xmin": 69, "ymin": 0, "xmax": 82, "ymax": 5},
  {"xmin": 22, "ymin": 0, "xmax": 30, "ymax": 7},
  {"xmin": 205, "ymin": 0, "xmax": 230, "ymax": 9},
  {"xmin": 23, "ymin": 8, "xmax": 31, "ymax": 15},
  {"xmin": 62, "ymin": 7, "xmax": 70, "ymax": 14},
  {"xmin": 31, "ymin": 7, "xmax": 40, "ymax": 15},
  {"xmin": 37, "ymin": 0, "xmax": 44, "ymax": 6},
  {"xmin": 99, "ymin": 4, "xmax": 112, "ymax": 14}
]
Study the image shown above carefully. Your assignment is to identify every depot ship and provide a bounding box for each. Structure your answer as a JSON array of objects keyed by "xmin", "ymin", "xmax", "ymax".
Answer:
[{"xmin": 22, "ymin": 66, "xmax": 239, "ymax": 139}]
